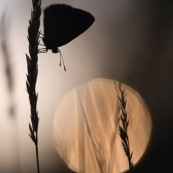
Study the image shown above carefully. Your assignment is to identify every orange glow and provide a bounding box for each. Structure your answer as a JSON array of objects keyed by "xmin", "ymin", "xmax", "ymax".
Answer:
[{"xmin": 53, "ymin": 78, "xmax": 152, "ymax": 173}]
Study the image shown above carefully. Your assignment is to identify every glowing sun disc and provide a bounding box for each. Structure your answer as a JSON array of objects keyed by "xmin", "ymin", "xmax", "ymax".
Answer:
[{"xmin": 53, "ymin": 78, "xmax": 152, "ymax": 173}]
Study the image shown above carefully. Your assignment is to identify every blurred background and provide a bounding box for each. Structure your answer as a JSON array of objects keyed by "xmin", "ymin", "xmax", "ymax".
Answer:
[{"xmin": 0, "ymin": 0, "xmax": 173, "ymax": 172}]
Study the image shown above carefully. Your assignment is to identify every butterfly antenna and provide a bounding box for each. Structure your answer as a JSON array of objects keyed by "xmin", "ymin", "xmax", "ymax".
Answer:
[{"xmin": 59, "ymin": 50, "xmax": 66, "ymax": 71}]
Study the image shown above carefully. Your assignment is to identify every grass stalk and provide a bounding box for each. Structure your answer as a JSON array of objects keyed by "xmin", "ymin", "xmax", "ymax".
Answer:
[
  {"xmin": 0, "ymin": 13, "xmax": 20, "ymax": 173},
  {"xmin": 117, "ymin": 82, "xmax": 133, "ymax": 172},
  {"xmin": 26, "ymin": 0, "xmax": 42, "ymax": 172},
  {"xmin": 36, "ymin": 144, "xmax": 40, "ymax": 173},
  {"xmin": 77, "ymin": 92, "xmax": 105, "ymax": 173},
  {"xmin": 0, "ymin": 13, "xmax": 15, "ymax": 116}
]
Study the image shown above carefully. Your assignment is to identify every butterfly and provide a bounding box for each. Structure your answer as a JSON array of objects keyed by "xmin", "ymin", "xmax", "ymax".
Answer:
[{"xmin": 41, "ymin": 4, "xmax": 95, "ymax": 70}]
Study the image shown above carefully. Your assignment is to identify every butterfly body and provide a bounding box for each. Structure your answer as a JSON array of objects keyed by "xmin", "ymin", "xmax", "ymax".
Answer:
[{"xmin": 43, "ymin": 4, "xmax": 95, "ymax": 53}]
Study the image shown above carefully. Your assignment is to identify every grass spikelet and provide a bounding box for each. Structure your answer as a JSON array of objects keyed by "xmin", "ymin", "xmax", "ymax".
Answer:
[
  {"xmin": 26, "ymin": 0, "xmax": 42, "ymax": 172},
  {"xmin": 117, "ymin": 82, "xmax": 134, "ymax": 172}
]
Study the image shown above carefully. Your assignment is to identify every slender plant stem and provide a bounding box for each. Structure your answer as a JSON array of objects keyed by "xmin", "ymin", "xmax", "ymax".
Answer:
[
  {"xmin": 26, "ymin": 0, "xmax": 41, "ymax": 172},
  {"xmin": 77, "ymin": 92, "xmax": 105, "ymax": 173},
  {"xmin": 36, "ymin": 147, "xmax": 40, "ymax": 173},
  {"xmin": 117, "ymin": 82, "xmax": 133, "ymax": 172},
  {"xmin": 0, "ymin": 13, "xmax": 20, "ymax": 173}
]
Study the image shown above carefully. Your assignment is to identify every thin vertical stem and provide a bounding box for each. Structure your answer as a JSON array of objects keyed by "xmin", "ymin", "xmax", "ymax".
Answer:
[
  {"xmin": 0, "ymin": 13, "xmax": 20, "ymax": 173},
  {"xmin": 36, "ymin": 133, "xmax": 40, "ymax": 173},
  {"xmin": 76, "ymin": 91, "xmax": 105, "ymax": 173},
  {"xmin": 36, "ymin": 146, "xmax": 40, "ymax": 173}
]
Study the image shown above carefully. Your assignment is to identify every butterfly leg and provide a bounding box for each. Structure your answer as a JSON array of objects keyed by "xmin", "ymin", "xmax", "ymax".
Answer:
[
  {"xmin": 38, "ymin": 31, "xmax": 45, "ymax": 39},
  {"xmin": 38, "ymin": 32, "xmax": 48, "ymax": 53},
  {"xmin": 38, "ymin": 47, "xmax": 48, "ymax": 53},
  {"xmin": 38, "ymin": 38, "xmax": 48, "ymax": 53}
]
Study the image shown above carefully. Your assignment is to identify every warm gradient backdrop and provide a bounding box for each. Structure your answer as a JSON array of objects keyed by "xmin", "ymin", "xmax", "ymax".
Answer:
[{"xmin": 0, "ymin": 0, "xmax": 173, "ymax": 172}]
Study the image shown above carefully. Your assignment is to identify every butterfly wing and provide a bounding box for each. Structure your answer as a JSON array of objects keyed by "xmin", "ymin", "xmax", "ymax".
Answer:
[{"xmin": 43, "ymin": 4, "xmax": 95, "ymax": 49}]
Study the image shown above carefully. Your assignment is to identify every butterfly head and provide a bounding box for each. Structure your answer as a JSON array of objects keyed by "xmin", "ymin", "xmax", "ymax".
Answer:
[
  {"xmin": 42, "ymin": 36, "xmax": 60, "ymax": 53},
  {"xmin": 52, "ymin": 47, "xmax": 60, "ymax": 53}
]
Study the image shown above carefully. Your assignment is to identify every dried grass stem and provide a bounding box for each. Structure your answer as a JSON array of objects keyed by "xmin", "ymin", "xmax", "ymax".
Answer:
[{"xmin": 118, "ymin": 82, "xmax": 133, "ymax": 172}]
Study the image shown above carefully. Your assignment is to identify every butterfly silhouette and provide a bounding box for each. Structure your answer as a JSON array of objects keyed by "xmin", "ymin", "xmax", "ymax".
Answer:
[{"xmin": 40, "ymin": 4, "xmax": 95, "ymax": 70}]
